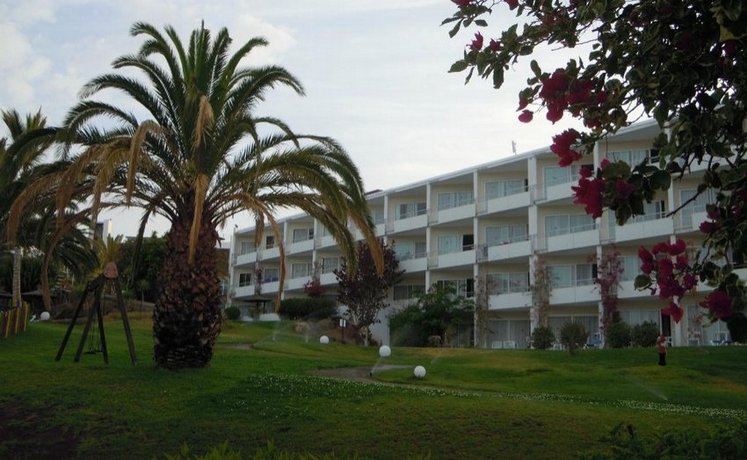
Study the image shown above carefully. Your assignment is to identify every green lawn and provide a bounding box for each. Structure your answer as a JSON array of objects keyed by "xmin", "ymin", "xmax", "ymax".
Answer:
[{"xmin": 1, "ymin": 317, "xmax": 745, "ymax": 459}]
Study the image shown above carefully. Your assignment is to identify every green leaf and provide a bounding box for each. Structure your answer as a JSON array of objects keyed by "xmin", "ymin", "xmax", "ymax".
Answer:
[
  {"xmin": 449, "ymin": 60, "xmax": 469, "ymax": 73},
  {"xmin": 448, "ymin": 20, "xmax": 462, "ymax": 38},
  {"xmin": 530, "ymin": 60, "xmax": 541, "ymax": 78},
  {"xmin": 475, "ymin": 19, "xmax": 488, "ymax": 27},
  {"xmin": 651, "ymin": 170, "xmax": 671, "ymax": 190},
  {"xmin": 634, "ymin": 274, "xmax": 651, "ymax": 290}
]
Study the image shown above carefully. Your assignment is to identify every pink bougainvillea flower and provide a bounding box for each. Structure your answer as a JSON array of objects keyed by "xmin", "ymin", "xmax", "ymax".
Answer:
[
  {"xmin": 579, "ymin": 165, "xmax": 593, "ymax": 178},
  {"xmin": 600, "ymin": 158, "xmax": 610, "ymax": 170},
  {"xmin": 700, "ymin": 291, "xmax": 733, "ymax": 320},
  {"xmin": 550, "ymin": 129, "xmax": 582, "ymax": 166},
  {"xmin": 452, "ymin": 0, "xmax": 472, "ymax": 7},
  {"xmin": 640, "ymin": 261, "xmax": 654, "ymax": 274},
  {"xmin": 489, "ymin": 39, "xmax": 502, "ymax": 51},
  {"xmin": 638, "ymin": 246, "xmax": 654, "ymax": 263},
  {"xmin": 572, "ymin": 176, "xmax": 604, "ymax": 218},
  {"xmin": 505, "ymin": 0, "xmax": 519, "ymax": 9},
  {"xmin": 470, "ymin": 32, "xmax": 484, "ymax": 51},
  {"xmin": 652, "ymin": 241, "xmax": 670, "ymax": 255},
  {"xmin": 668, "ymin": 239, "xmax": 687, "ymax": 256},
  {"xmin": 540, "ymin": 69, "xmax": 569, "ymax": 99},
  {"xmin": 518, "ymin": 110, "xmax": 533, "ymax": 123},
  {"xmin": 662, "ymin": 302, "xmax": 684, "ymax": 323},
  {"xmin": 614, "ymin": 179, "xmax": 635, "ymax": 201},
  {"xmin": 699, "ymin": 221, "xmax": 719, "ymax": 234}
]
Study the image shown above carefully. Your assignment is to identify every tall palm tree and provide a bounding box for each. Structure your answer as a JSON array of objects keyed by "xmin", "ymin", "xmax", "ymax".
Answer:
[
  {"xmin": 0, "ymin": 110, "xmax": 56, "ymax": 309},
  {"xmin": 12, "ymin": 23, "xmax": 381, "ymax": 369},
  {"xmin": 2, "ymin": 111, "xmax": 97, "ymax": 312}
]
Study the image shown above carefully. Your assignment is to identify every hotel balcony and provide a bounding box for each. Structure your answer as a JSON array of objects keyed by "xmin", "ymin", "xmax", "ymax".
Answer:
[
  {"xmin": 617, "ymin": 280, "xmax": 654, "ymax": 299},
  {"xmin": 398, "ymin": 252, "xmax": 428, "ymax": 273},
  {"xmin": 550, "ymin": 281, "xmax": 598, "ymax": 305},
  {"xmin": 434, "ymin": 201, "xmax": 475, "ymax": 224},
  {"xmin": 433, "ymin": 247, "xmax": 475, "ymax": 269},
  {"xmin": 235, "ymin": 251, "xmax": 256, "ymax": 267},
  {"xmin": 286, "ymin": 238, "xmax": 314, "ymax": 255},
  {"xmin": 611, "ymin": 214, "xmax": 674, "ymax": 243},
  {"xmin": 477, "ymin": 190, "xmax": 531, "ymax": 215},
  {"xmin": 536, "ymin": 225, "xmax": 599, "ymax": 253},
  {"xmin": 543, "ymin": 181, "xmax": 574, "ymax": 202},
  {"xmin": 388, "ymin": 212, "xmax": 428, "ymax": 234},
  {"xmin": 286, "ymin": 275, "xmax": 310, "ymax": 291},
  {"xmin": 488, "ymin": 291, "xmax": 532, "ymax": 310},
  {"xmin": 483, "ymin": 239, "xmax": 532, "ymax": 262}
]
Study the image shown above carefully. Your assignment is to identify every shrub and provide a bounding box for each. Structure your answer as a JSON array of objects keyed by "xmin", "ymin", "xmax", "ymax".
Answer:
[
  {"xmin": 605, "ymin": 321, "xmax": 631, "ymax": 348},
  {"xmin": 278, "ymin": 297, "xmax": 337, "ymax": 320},
  {"xmin": 560, "ymin": 322, "xmax": 588, "ymax": 355},
  {"xmin": 579, "ymin": 421, "xmax": 747, "ymax": 460},
  {"xmin": 224, "ymin": 306, "xmax": 240, "ymax": 321},
  {"xmin": 530, "ymin": 326, "xmax": 555, "ymax": 350},
  {"xmin": 631, "ymin": 321, "xmax": 659, "ymax": 347},
  {"xmin": 727, "ymin": 313, "xmax": 747, "ymax": 343}
]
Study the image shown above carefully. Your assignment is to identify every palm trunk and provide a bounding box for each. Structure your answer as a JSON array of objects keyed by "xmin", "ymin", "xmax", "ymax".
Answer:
[
  {"xmin": 153, "ymin": 213, "xmax": 222, "ymax": 369},
  {"xmin": 12, "ymin": 247, "xmax": 22, "ymax": 308}
]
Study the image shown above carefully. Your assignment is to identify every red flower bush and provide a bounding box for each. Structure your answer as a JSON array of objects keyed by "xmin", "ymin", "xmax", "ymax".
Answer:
[
  {"xmin": 550, "ymin": 129, "xmax": 582, "ymax": 166},
  {"xmin": 518, "ymin": 110, "xmax": 533, "ymax": 123},
  {"xmin": 637, "ymin": 239, "xmax": 697, "ymax": 323},
  {"xmin": 470, "ymin": 32, "xmax": 483, "ymax": 51},
  {"xmin": 572, "ymin": 175, "xmax": 605, "ymax": 218},
  {"xmin": 700, "ymin": 291, "xmax": 733, "ymax": 320}
]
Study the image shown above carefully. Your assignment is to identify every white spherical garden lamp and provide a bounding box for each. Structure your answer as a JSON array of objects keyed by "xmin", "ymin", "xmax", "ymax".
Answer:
[
  {"xmin": 413, "ymin": 365, "xmax": 427, "ymax": 379},
  {"xmin": 319, "ymin": 335, "xmax": 329, "ymax": 344},
  {"xmin": 40, "ymin": 311, "xmax": 51, "ymax": 321},
  {"xmin": 378, "ymin": 345, "xmax": 391, "ymax": 358}
]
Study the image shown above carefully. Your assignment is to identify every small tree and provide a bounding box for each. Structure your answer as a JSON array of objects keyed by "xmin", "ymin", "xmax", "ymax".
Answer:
[
  {"xmin": 389, "ymin": 284, "xmax": 473, "ymax": 347},
  {"xmin": 631, "ymin": 321, "xmax": 660, "ymax": 347},
  {"xmin": 530, "ymin": 325, "xmax": 555, "ymax": 350},
  {"xmin": 303, "ymin": 262, "xmax": 324, "ymax": 298},
  {"xmin": 473, "ymin": 273, "xmax": 493, "ymax": 348},
  {"xmin": 560, "ymin": 322, "xmax": 588, "ymax": 355},
  {"xmin": 530, "ymin": 257, "xmax": 550, "ymax": 327},
  {"xmin": 606, "ymin": 321, "xmax": 632, "ymax": 349},
  {"xmin": 595, "ymin": 249, "xmax": 623, "ymax": 346},
  {"xmin": 335, "ymin": 239, "xmax": 403, "ymax": 346}
]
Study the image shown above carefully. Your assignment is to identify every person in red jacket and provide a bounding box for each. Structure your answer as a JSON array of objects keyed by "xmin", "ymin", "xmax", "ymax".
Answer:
[{"xmin": 657, "ymin": 335, "xmax": 667, "ymax": 366}]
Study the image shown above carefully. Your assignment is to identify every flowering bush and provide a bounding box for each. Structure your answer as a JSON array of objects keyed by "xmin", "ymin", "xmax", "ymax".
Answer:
[{"xmin": 445, "ymin": 0, "xmax": 747, "ymax": 326}]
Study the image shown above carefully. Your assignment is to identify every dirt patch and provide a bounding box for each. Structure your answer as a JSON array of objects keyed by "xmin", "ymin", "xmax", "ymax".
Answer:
[
  {"xmin": 0, "ymin": 402, "xmax": 79, "ymax": 459},
  {"xmin": 313, "ymin": 365, "xmax": 410, "ymax": 382},
  {"xmin": 219, "ymin": 342, "xmax": 254, "ymax": 350}
]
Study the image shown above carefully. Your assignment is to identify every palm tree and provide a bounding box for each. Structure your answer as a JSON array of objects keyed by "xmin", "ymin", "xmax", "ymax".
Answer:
[
  {"xmin": 12, "ymin": 23, "xmax": 381, "ymax": 369},
  {"xmin": 0, "ymin": 110, "xmax": 56, "ymax": 309},
  {"xmin": 1, "ymin": 111, "xmax": 97, "ymax": 312}
]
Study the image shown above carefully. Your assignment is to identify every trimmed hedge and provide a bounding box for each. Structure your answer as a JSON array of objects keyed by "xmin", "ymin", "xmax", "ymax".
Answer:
[
  {"xmin": 606, "ymin": 321, "xmax": 631, "ymax": 348},
  {"xmin": 224, "ymin": 306, "xmax": 241, "ymax": 321},
  {"xmin": 560, "ymin": 322, "xmax": 588, "ymax": 354},
  {"xmin": 530, "ymin": 325, "xmax": 556, "ymax": 350},
  {"xmin": 631, "ymin": 321, "xmax": 659, "ymax": 347},
  {"xmin": 278, "ymin": 297, "xmax": 337, "ymax": 320}
]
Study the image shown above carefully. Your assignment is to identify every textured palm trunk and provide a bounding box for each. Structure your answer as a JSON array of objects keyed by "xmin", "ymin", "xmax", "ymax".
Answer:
[
  {"xmin": 153, "ymin": 213, "xmax": 222, "ymax": 369},
  {"xmin": 12, "ymin": 247, "xmax": 22, "ymax": 308}
]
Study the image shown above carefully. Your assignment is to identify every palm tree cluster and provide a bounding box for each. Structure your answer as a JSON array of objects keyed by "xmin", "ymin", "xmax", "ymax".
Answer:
[{"xmin": 4, "ymin": 22, "xmax": 380, "ymax": 369}]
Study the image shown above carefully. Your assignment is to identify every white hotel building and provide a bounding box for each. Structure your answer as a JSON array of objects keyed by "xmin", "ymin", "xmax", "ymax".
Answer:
[{"xmin": 228, "ymin": 119, "xmax": 733, "ymax": 348}]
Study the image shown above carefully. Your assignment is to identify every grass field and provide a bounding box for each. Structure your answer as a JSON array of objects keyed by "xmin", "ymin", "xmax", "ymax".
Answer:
[{"xmin": 1, "ymin": 316, "xmax": 746, "ymax": 459}]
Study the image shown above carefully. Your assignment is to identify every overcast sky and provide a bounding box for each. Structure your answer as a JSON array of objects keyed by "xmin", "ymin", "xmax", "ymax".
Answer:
[{"xmin": 1, "ymin": 0, "xmax": 584, "ymax": 242}]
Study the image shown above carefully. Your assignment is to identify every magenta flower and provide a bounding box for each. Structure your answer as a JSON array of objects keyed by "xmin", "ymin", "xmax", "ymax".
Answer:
[
  {"xmin": 700, "ymin": 291, "xmax": 733, "ymax": 320},
  {"xmin": 470, "ymin": 32, "xmax": 484, "ymax": 51},
  {"xmin": 518, "ymin": 110, "xmax": 533, "ymax": 123}
]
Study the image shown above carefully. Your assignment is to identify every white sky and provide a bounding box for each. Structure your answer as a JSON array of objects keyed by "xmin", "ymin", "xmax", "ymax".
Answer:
[{"xmin": 0, "ymin": 0, "xmax": 584, "ymax": 242}]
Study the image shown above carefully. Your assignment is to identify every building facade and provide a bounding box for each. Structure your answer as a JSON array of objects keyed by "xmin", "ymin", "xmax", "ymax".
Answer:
[{"xmin": 229, "ymin": 119, "xmax": 734, "ymax": 347}]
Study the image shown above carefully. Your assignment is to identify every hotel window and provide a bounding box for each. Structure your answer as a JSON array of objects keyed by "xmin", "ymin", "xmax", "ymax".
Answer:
[
  {"xmin": 239, "ymin": 241, "xmax": 255, "ymax": 254},
  {"xmin": 680, "ymin": 189, "xmax": 715, "ymax": 228},
  {"xmin": 263, "ymin": 268, "xmax": 279, "ymax": 282},
  {"xmin": 292, "ymin": 228, "xmax": 314, "ymax": 243},
  {"xmin": 607, "ymin": 150, "xmax": 649, "ymax": 166},
  {"xmin": 486, "ymin": 224, "xmax": 528, "ymax": 246},
  {"xmin": 435, "ymin": 279, "xmax": 474, "ymax": 298},
  {"xmin": 265, "ymin": 235, "xmax": 275, "ymax": 249},
  {"xmin": 619, "ymin": 255, "xmax": 640, "ymax": 282},
  {"xmin": 630, "ymin": 200, "xmax": 666, "ymax": 223},
  {"xmin": 372, "ymin": 209, "xmax": 385, "ymax": 224},
  {"xmin": 321, "ymin": 257, "xmax": 341, "ymax": 274},
  {"xmin": 485, "ymin": 179, "xmax": 526, "ymax": 200},
  {"xmin": 545, "ymin": 214, "xmax": 595, "ymax": 237},
  {"xmin": 291, "ymin": 263, "xmax": 313, "ymax": 279},
  {"xmin": 395, "ymin": 241, "xmax": 427, "ymax": 260},
  {"xmin": 437, "ymin": 191, "xmax": 473, "ymax": 210},
  {"xmin": 544, "ymin": 164, "xmax": 589, "ymax": 188},
  {"xmin": 238, "ymin": 273, "xmax": 252, "ymax": 287},
  {"xmin": 487, "ymin": 272, "xmax": 529, "ymax": 295},
  {"xmin": 396, "ymin": 202, "xmax": 427, "ymax": 220},
  {"xmin": 548, "ymin": 263, "xmax": 595, "ymax": 288},
  {"xmin": 393, "ymin": 284, "xmax": 426, "ymax": 300}
]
